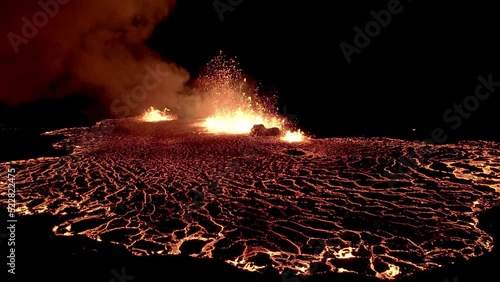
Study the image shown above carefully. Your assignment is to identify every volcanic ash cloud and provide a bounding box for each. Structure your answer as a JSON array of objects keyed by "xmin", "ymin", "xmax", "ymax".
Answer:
[{"xmin": 0, "ymin": 0, "xmax": 189, "ymax": 118}]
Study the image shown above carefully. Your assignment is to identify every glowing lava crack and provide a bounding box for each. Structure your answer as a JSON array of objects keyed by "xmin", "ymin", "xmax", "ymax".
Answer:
[{"xmin": 1, "ymin": 119, "xmax": 499, "ymax": 280}]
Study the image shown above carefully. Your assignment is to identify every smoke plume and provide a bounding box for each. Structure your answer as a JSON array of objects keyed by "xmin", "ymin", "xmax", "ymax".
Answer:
[{"xmin": 0, "ymin": 0, "xmax": 189, "ymax": 119}]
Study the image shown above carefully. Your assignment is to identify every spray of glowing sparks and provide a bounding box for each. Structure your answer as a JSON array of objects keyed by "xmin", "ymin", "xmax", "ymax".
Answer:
[
  {"xmin": 204, "ymin": 108, "xmax": 284, "ymax": 135},
  {"xmin": 141, "ymin": 107, "xmax": 176, "ymax": 122},
  {"xmin": 197, "ymin": 52, "xmax": 305, "ymax": 142}
]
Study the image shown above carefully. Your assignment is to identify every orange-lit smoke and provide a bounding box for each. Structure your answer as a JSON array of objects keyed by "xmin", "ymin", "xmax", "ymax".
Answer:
[{"xmin": 0, "ymin": 0, "xmax": 188, "ymax": 119}]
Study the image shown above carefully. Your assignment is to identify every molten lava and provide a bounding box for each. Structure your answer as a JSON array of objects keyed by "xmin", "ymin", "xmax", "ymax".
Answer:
[
  {"xmin": 203, "ymin": 109, "xmax": 284, "ymax": 134},
  {"xmin": 281, "ymin": 130, "xmax": 305, "ymax": 142},
  {"xmin": 141, "ymin": 107, "xmax": 176, "ymax": 122},
  {"xmin": 196, "ymin": 52, "xmax": 306, "ymax": 142},
  {"xmin": 3, "ymin": 119, "xmax": 500, "ymax": 280}
]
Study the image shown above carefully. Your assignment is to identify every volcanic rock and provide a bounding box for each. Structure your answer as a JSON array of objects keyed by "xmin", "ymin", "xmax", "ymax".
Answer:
[
  {"xmin": 4, "ymin": 118, "xmax": 500, "ymax": 280},
  {"xmin": 250, "ymin": 124, "xmax": 281, "ymax": 136}
]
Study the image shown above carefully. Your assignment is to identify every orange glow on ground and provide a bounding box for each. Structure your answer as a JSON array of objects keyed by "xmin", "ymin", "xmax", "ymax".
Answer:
[
  {"xmin": 3, "ymin": 121, "xmax": 500, "ymax": 280},
  {"xmin": 203, "ymin": 109, "xmax": 284, "ymax": 134},
  {"xmin": 281, "ymin": 130, "xmax": 305, "ymax": 142},
  {"xmin": 376, "ymin": 264, "xmax": 401, "ymax": 280},
  {"xmin": 141, "ymin": 107, "xmax": 176, "ymax": 122}
]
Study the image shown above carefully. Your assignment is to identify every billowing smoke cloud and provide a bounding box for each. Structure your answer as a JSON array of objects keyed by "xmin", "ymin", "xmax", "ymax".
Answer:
[{"xmin": 0, "ymin": 0, "xmax": 190, "ymax": 119}]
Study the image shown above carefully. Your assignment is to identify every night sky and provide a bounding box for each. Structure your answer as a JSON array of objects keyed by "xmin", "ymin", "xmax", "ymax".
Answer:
[{"xmin": 1, "ymin": 0, "xmax": 499, "ymax": 141}]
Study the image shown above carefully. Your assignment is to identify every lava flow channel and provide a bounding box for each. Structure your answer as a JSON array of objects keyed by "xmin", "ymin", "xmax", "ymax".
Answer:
[{"xmin": 1, "ymin": 118, "xmax": 500, "ymax": 280}]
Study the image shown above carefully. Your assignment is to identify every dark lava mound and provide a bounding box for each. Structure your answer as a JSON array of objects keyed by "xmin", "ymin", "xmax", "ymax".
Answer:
[{"xmin": 250, "ymin": 124, "xmax": 281, "ymax": 136}]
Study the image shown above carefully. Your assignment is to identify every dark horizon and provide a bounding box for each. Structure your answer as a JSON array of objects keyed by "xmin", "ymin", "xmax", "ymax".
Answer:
[{"xmin": 1, "ymin": 0, "xmax": 499, "ymax": 142}]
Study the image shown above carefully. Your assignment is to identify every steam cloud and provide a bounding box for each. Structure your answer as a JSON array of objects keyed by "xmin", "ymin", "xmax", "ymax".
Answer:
[{"xmin": 0, "ymin": 0, "xmax": 190, "ymax": 119}]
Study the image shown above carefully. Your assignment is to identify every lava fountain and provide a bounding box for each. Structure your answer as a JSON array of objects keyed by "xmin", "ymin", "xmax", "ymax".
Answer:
[
  {"xmin": 203, "ymin": 108, "xmax": 284, "ymax": 135},
  {"xmin": 141, "ymin": 107, "xmax": 176, "ymax": 122},
  {"xmin": 196, "ymin": 53, "xmax": 305, "ymax": 142}
]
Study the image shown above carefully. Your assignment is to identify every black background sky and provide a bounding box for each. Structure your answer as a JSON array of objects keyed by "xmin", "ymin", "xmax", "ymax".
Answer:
[{"xmin": 1, "ymin": 0, "xmax": 499, "ymax": 141}]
